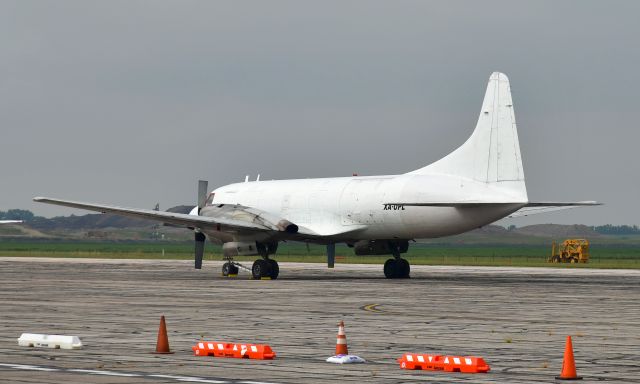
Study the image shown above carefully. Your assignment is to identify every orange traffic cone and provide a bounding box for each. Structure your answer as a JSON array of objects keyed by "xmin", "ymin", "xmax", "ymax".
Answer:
[
  {"xmin": 152, "ymin": 315, "xmax": 174, "ymax": 354},
  {"xmin": 335, "ymin": 320, "xmax": 348, "ymax": 355},
  {"xmin": 556, "ymin": 336, "xmax": 582, "ymax": 380}
]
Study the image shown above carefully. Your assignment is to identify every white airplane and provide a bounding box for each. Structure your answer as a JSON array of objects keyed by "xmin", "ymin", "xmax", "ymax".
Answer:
[
  {"xmin": 0, "ymin": 220, "xmax": 23, "ymax": 224},
  {"xmin": 35, "ymin": 72, "xmax": 599, "ymax": 279}
]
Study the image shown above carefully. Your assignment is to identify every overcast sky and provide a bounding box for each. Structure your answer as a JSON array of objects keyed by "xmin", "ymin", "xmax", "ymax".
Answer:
[{"xmin": 1, "ymin": 1, "xmax": 638, "ymax": 225}]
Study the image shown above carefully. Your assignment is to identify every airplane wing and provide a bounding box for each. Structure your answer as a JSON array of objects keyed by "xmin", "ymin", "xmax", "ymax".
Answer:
[
  {"xmin": 33, "ymin": 197, "xmax": 289, "ymax": 234},
  {"xmin": 32, "ymin": 197, "xmax": 360, "ymax": 239}
]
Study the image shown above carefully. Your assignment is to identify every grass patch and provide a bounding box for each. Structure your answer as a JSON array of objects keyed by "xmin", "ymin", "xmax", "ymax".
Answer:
[{"xmin": 0, "ymin": 240, "xmax": 639, "ymax": 269}]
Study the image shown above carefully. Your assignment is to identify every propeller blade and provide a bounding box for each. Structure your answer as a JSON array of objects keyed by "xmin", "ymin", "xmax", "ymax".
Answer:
[
  {"xmin": 195, "ymin": 232, "xmax": 206, "ymax": 269},
  {"xmin": 327, "ymin": 243, "xmax": 335, "ymax": 269},
  {"xmin": 197, "ymin": 180, "xmax": 208, "ymax": 213}
]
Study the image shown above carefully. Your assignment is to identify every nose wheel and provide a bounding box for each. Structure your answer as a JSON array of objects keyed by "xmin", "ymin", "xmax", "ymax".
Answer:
[{"xmin": 221, "ymin": 262, "xmax": 239, "ymax": 277}]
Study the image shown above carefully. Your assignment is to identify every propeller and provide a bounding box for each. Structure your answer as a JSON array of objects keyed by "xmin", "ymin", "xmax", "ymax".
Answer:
[
  {"xmin": 327, "ymin": 243, "xmax": 335, "ymax": 268},
  {"xmin": 195, "ymin": 232, "xmax": 205, "ymax": 269},
  {"xmin": 194, "ymin": 180, "xmax": 208, "ymax": 269},
  {"xmin": 198, "ymin": 180, "xmax": 208, "ymax": 213}
]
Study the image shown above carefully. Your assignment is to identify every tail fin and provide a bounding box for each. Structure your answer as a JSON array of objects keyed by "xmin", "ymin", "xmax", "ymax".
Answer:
[{"xmin": 410, "ymin": 72, "xmax": 528, "ymax": 199}]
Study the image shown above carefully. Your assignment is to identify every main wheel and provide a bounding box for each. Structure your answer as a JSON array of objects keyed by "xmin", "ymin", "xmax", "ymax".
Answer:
[
  {"xmin": 398, "ymin": 258, "xmax": 410, "ymax": 278},
  {"xmin": 252, "ymin": 259, "xmax": 272, "ymax": 279},
  {"xmin": 384, "ymin": 259, "xmax": 398, "ymax": 279},
  {"xmin": 384, "ymin": 258, "xmax": 410, "ymax": 279},
  {"xmin": 268, "ymin": 259, "xmax": 279, "ymax": 280}
]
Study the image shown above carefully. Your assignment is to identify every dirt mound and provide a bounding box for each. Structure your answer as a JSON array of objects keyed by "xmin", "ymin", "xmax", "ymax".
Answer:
[{"xmin": 514, "ymin": 224, "xmax": 599, "ymax": 238}]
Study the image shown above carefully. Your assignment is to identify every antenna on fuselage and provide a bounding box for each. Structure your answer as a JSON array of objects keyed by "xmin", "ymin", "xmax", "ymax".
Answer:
[
  {"xmin": 244, "ymin": 175, "xmax": 249, "ymax": 182},
  {"xmin": 256, "ymin": 174, "xmax": 260, "ymax": 181}
]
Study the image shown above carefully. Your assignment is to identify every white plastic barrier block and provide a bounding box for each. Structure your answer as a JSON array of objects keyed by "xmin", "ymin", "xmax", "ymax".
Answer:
[
  {"xmin": 18, "ymin": 333, "xmax": 83, "ymax": 349},
  {"xmin": 326, "ymin": 354, "xmax": 366, "ymax": 364}
]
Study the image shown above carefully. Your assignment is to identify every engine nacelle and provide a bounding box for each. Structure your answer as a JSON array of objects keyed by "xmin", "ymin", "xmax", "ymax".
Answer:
[
  {"xmin": 353, "ymin": 240, "xmax": 409, "ymax": 256},
  {"xmin": 222, "ymin": 241, "xmax": 278, "ymax": 257},
  {"xmin": 222, "ymin": 242, "xmax": 260, "ymax": 257}
]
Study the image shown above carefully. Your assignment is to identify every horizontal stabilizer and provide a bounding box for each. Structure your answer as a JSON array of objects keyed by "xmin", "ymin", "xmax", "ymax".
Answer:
[
  {"xmin": 508, "ymin": 201, "xmax": 601, "ymax": 218},
  {"xmin": 385, "ymin": 202, "xmax": 524, "ymax": 207},
  {"xmin": 521, "ymin": 201, "xmax": 601, "ymax": 207},
  {"xmin": 384, "ymin": 201, "xmax": 601, "ymax": 218},
  {"xmin": 388, "ymin": 201, "xmax": 600, "ymax": 208}
]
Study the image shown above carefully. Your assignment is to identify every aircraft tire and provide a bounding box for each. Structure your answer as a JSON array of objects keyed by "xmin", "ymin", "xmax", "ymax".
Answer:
[
  {"xmin": 268, "ymin": 259, "xmax": 279, "ymax": 280},
  {"xmin": 384, "ymin": 259, "xmax": 398, "ymax": 279},
  {"xmin": 222, "ymin": 262, "xmax": 232, "ymax": 277},
  {"xmin": 384, "ymin": 258, "xmax": 410, "ymax": 279},
  {"xmin": 398, "ymin": 258, "xmax": 410, "ymax": 278},
  {"xmin": 252, "ymin": 259, "xmax": 272, "ymax": 279}
]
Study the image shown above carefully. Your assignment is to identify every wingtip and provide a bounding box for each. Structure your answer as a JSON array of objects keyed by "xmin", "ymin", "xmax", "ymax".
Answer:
[{"xmin": 33, "ymin": 197, "xmax": 45, "ymax": 202}]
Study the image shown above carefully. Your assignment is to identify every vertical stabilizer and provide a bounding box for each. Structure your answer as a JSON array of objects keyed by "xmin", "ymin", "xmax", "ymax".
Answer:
[{"xmin": 410, "ymin": 72, "xmax": 527, "ymax": 199}]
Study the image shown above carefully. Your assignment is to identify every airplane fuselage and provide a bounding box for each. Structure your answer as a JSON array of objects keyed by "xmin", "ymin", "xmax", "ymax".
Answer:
[{"xmin": 207, "ymin": 173, "xmax": 526, "ymax": 242}]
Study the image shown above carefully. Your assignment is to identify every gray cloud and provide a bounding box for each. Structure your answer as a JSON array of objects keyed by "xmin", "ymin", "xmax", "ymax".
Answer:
[{"xmin": 1, "ymin": 0, "xmax": 638, "ymax": 225}]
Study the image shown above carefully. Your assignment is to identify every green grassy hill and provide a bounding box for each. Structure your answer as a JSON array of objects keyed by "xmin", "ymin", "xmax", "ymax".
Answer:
[{"xmin": 1, "ymin": 213, "xmax": 639, "ymax": 268}]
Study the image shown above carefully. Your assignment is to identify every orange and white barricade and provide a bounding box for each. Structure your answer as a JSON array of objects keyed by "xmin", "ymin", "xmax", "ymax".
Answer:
[
  {"xmin": 398, "ymin": 353, "xmax": 490, "ymax": 373},
  {"xmin": 192, "ymin": 341, "xmax": 276, "ymax": 360}
]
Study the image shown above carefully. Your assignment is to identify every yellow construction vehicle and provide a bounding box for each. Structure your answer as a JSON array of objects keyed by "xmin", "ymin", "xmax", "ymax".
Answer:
[{"xmin": 549, "ymin": 239, "xmax": 590, "ymax": 263}]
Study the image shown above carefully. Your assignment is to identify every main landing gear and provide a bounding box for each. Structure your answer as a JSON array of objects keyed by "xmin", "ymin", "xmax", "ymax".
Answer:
[
  {"xmin": 221, "ymin": 241, "xmax": 279, "ymax": 280},
  {"xmin": 251, "ymin": 258, "xmax": 279, "ymax": 280},
  {"xmin": 384, "ymin": 258, "xmax": 410, "ymax": 278},
  {"xmin": 252, "ymin": 242, "xmax": 279, "ymax": 280},
  {"xmin": 384, "ymin": 245, "xmax": 410, "ymax": 279},
  {"xmin": 221, "ymin": 257, "xmax": 279, "ymax": 279}
]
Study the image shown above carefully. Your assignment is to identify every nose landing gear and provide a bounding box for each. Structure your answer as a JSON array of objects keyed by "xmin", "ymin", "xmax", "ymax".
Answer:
[{"xmin": 222, "ymin": 261, "xmax": 239, "ymax": 277}]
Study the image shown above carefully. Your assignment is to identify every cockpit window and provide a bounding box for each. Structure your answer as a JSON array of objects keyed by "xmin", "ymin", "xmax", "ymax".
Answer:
[{"xmin": 205, "ymin": 193, "xmax": 215, "ymax": 206}]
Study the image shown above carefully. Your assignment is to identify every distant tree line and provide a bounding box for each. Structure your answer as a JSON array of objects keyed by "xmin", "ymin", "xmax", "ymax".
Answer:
[
  {"xmin": 1, "ymin": 209, "xmax": 639, "ymax": 235},
  {"xmin": 593, "ymin": 224, "xmax": 640, "ymax": 235},
  {"xmin": 0, "ymin": 209, "xmax": 37, "ymax": 221},
  {"xmin": 1, "ymin": 209, "xmax": 155, "ymax": 230}
]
